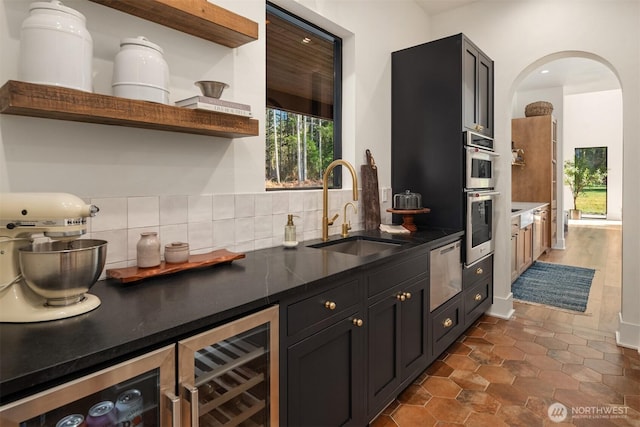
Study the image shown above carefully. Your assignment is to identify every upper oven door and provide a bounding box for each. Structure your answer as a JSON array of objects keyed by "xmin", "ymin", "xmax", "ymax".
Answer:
[
  {"xmin": 465, "ymin": 146, "xmax": 498, "ymax": 190},
  {"xmin": 465, "ymin": 131, "xmax": 494, "ymax": 151}
]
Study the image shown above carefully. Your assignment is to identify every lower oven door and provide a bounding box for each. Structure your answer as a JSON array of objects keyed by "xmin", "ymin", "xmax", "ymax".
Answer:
[{"xmin": 466, "ymin": 191, "xmax": 499, "ymax": 265}]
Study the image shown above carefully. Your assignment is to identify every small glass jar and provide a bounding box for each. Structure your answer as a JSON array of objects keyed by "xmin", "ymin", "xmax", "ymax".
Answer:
[{"xmin": 137, "ymin": 232, "xmax": 161, "ymax": 268}]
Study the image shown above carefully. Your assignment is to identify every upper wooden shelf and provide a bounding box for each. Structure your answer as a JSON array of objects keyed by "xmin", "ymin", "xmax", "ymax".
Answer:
[
  {"xmin": 0, "ymin": 80, "xmax": 259, "ymax": 138},
  {"xmin": 88, "ymin": 0, "xmax": 258, "ymax": 48}
]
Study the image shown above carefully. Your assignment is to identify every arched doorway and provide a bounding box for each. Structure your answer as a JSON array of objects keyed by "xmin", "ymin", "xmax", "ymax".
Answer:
[{"xmin": 508, "ymin": 51, "xmax": 623, "ymax": 331}]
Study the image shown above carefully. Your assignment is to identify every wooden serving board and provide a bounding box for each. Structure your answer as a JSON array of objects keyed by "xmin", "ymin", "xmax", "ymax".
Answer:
[
  {"xmin": 106, "ymin": 249, "xmax": 245, "ymax": 283},
  {"xmin": 361, "ymin": 149, "xmax": 381, "ymax": 231}
]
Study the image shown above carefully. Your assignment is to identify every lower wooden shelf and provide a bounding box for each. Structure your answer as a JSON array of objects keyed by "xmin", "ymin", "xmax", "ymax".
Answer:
[{"xmin": 0, "ymin": 80, "xmax": 259, "ymax": 138}]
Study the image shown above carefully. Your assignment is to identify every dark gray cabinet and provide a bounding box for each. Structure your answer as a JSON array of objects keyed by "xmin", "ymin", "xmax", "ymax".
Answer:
[
  {"xmin": 366, "ymin": 251, "xmax": 428, "ymax": 418},
  {"xmin": 281, "ymin": 275, "xmax": 366, "ymax": 426},
  {"xmin": 462, "ymin": 255, "xmax": 493, "ymax": 328},
  {"xmin": 392, "ymin": 33, "xmax": 494, "ymax": 231},
  {"xmin": 463, "ymin": 39, "xmax": 494, "ymax": 137}
]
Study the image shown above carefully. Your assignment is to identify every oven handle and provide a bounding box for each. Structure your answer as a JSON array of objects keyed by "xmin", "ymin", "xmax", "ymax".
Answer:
[
  {"xmin": 465, "ymin": 146, "xmax": 500, "ymax": 156},
  {"xmin": 468, "ymin": 191, "xmax": 501, "ymax": 197}
]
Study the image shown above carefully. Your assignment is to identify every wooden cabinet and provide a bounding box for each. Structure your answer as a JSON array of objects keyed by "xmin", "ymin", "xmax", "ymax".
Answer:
[
  {"xmin": 512, "ymin": 116, "xmax": 558, "ymax": 248},
  {"xmin": 281, "ymin": 276, "xmax": 366, "ymax": 426},
  {"xmin": 366, "ymin": 252, "xmax": 428, "ymax": 418},
  {"xmin": 463, "ymin": 39, "xmax": 494, "ymax": 137},
  {"xmin": 517, "ymin": 224, "xmax": 533, "ymax": 275},
  {"xmin": 533, "ymin": 207, "xmax": 551, "ymax": 260},
  {"xmin": 1, "ymin": 1, "xmax": 260, "ymax": 138},
  {"xmin": 392, "ymin": 33, "xmax": 493, "ymax": 230}
]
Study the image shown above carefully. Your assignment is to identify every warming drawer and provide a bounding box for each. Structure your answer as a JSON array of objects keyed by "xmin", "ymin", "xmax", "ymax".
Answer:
[{"xmin": 429, "ymin": 240, "xmax": 462, "ymax": 311}]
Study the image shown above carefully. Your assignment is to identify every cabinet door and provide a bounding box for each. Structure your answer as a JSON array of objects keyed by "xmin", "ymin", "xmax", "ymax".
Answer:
[
  {"xmin": 0, "ymin": 346, "xmax": 177, "ymax": 427},
  {"xmin": 518, "ymin": 225, "xmax": 533, "ymax": 274},
  {"xmin": 533, "ymin": 214, "xmax": 543, "ymax": 259},
  {"xmin": 463, "ymin": 40, "xmax": 493, "ymax": 137},
  {"xmin": 178, "ymin": 306, "xmax": 279, "ymax": 427},
  {"xmin": 287, "ymin": 312, "xmax": 365, "ymax": 427}
]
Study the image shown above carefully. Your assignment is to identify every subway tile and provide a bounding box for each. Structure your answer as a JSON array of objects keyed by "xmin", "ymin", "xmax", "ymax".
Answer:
[
  {"xmin": 91, "ymin": 197, "xmax": 127, "ymax": 232},
  {"xmin": 213, "ymin": 194, "xmax": 235, "ymax": 220},
  {"xmin": 128, "ymin": 197, "xmax": 159, "ymax": 228},
  {"xmin": 212, "ymin": 219, "xmax": 234, "ymax": 249},
  {"xmin": 160, "ymin": 195, "xmax": 188, "ymax": 225},
  {"xmin": 255, "ymin": 193, "xmax": 273, "ymax": 217},
  {"xmin": 254, "ymin": 215, "xmax": 273, "ymax": 239},
  {"xmin": 271, "ymin": 192, "xmax": 289, "ymax": 214},
  {"xmin": 235, "ymin": 194, "xmax": 255, "ymax": 218},
  {"xmin": 159, "ymin": 224, "xmax": 188, "ymax": 248},
  {"xmin": 92, "ymin": 229, "xmax": 127, "ymax": 264},
  {"xmin": 188, "ymin": 221, "xmax": 212, "ymax": 250},
  {"xmin": 188, "ymin": 195, "xmax": 212, "ymax": 223},
  {"xmin": 235, "ymin": 217, "xmax": 254, "ymax": 243}
]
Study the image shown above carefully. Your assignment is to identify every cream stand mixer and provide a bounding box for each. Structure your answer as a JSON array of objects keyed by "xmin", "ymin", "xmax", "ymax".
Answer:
[{"xmin": 0, "ymin": 193, "xmax": 105, "ymax": 322}]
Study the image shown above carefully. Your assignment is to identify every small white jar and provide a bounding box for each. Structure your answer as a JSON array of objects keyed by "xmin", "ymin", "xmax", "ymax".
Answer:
[
  {"xmin": 164, "ymin": 242, "xmax": 189, "ymax": 264},
  {"xmin": 19, "ymin": 0, "xmax": 93, "ymax": 92},
  {"xmin": 112, "ymin": 36, "xmax": 170, "ymax": 104},
  {"xmin": 137, "ymin": 232, "xmax": 161, "ymax": 268}
]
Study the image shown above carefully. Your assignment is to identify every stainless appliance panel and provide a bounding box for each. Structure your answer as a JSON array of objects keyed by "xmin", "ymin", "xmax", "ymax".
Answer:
[
  {"xmin": 466, "ymin": 191, "xmax": 498, "ymax": 265},
  {"xmin": 430, "ymin": 240, "xmax": 462, "ymax": 311},
  {"xmin": 465, "ymin": 130, "xmax": 494, "ymax": 151},
  {"xmin": 465, "ymin": 146, "xmax": 498, "ymax": 190}
]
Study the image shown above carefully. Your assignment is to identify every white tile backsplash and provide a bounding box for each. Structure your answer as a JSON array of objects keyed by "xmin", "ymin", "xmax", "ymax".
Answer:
[
  {"xmin": 99, "ymin": 188, "xmax": 387, "ymax": 271},
  {"xmin": 160, "ymin": 195, "xmax": 188, "ymax": 225},
  {"xmin": 128, "ymin": 197, "xmax": 159, "ymax": 228}
]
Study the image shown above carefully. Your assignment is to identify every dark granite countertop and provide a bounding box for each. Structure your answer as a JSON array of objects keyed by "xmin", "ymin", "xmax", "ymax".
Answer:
[{"xmin": 0, "ymin": 228, "xmax": 463, "ymax": 404}]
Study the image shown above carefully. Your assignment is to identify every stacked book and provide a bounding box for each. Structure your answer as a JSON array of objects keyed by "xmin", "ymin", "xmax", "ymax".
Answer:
[{"xmin": 175, "ymin": 96, "xmax": 252, "ymax": 117}]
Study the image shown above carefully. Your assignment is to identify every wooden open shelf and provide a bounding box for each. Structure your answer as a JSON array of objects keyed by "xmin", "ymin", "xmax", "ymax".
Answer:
[
  {"xmin": 0, "ymin": 81, "xmax": 259, "ymax": 138},
  {"xmin": 88, "ymin": 0, "xmax": 258, "ymax": 48}
]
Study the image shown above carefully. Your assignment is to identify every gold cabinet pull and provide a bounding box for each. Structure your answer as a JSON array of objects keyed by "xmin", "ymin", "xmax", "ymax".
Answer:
[
  {"xmin": 474, "ymin": 293, "xmax": 483, "ymax": 301},
  {"xmin": 442, "ymin": 318, "xmax": 453, "ymax": 328},
  {"xmin": 324, "ymin": 301, "xmax": 336, "ymax": 310},
  {"xmin": 352, "ymin": 318, "xmax": 364, "ymax": 327},
  {"xmin": 405, "ymin": 292, "xmax": 412, "ymax": 300},
  {"xmin": 396, "ymin": 293, "xmax": 406, "ymax": 302},
  {"xmin": 476, "ymin": 267, "xmax": 483, "ymax": 275},
  {"xmin": 475, "ymin": 124, "xmax": 485, "ymax": 131}
]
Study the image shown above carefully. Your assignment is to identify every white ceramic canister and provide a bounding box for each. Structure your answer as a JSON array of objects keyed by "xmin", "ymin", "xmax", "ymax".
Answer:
[
  {"xmin": 19, "ymin": 0, "xmax": 93, "ymax": 92},
  {"xmin": 137, "ymin": 232, "xmax": 161, "ymax": 268},
  {"xmin": 112, "ymin": 36, "xmax": 170, "ymax": 104},
  {"xmin": 164, "ymin": 242, "xmax": 189, "ymax": 264}
]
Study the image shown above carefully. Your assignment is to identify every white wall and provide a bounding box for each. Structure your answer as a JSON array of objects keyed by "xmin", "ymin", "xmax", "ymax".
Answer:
[
  {"xmin": 430, "ymin": 0, "xmax": 640, "ymax": 348},
  {"xmin": 564, "ymin": 90, "xmax": 623, "ymax": 221}
]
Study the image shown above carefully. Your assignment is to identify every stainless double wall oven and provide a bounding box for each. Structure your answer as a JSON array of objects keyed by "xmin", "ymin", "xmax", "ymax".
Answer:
[{"xmin": 464, "ymin": 131, "xmax": 498, "ymax": 266}]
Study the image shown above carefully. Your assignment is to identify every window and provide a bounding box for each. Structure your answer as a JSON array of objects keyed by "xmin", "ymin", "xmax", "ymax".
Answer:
[{"xmin": 265, "ymin": 3, "xmax": 342, "ymax": 189}]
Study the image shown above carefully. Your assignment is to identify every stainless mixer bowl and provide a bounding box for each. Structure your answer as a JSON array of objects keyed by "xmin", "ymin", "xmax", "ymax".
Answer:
[
  {"xmin": 195, "ymin": 80, "xmax": 229, "ymax": 98},
  {"xmin": 19, "ymin": 239, "xmax": 107, "ymax": 306}
]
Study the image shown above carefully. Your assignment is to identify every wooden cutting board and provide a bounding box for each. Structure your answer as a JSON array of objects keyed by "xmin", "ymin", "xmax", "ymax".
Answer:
[{"xmin": 361, "ymin": 149, "xmax": 381, "ymax": 230}]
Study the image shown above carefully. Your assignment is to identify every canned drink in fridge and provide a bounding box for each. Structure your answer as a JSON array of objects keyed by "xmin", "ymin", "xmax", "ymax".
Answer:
[
  {"xmin": 86, "ymin": 401, "xmax": 117, "ymax": 427},
  {"xmin": 56, "ymin": 414, "xmax": 86, "ymax": 427},
  {"xmin": 115, "ymin": 389, "xmax": 144, "ymax": 427}
]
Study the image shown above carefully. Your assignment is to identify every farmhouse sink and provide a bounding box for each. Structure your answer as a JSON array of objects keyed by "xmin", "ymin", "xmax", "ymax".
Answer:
[{"xmin": 308, "ymin": 236, "xmax": 405, "ymax": 257}]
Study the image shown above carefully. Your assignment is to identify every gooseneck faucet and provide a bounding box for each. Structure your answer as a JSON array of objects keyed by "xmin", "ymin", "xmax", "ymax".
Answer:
[{"xmin": 322, "ymin": 159, "xmax": 358, "ymax": 241}]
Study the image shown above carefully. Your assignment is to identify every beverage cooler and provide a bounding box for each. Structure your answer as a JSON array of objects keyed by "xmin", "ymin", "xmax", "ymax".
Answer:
[{"xmin": 0, "ymin": 305, "xmax": 279, "ymax": 427}]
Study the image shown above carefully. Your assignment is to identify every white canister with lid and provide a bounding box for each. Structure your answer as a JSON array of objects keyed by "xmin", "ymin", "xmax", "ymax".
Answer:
[
  {"xmin": 19, "ymin": 0, "xmax": 93, "ymax": 92},
  {"xmin": 112, "ymin": 36, "xmax": 170, "ymax": 104}
]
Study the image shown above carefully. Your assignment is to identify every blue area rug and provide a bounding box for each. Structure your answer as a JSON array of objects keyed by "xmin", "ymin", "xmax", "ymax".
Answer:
[{"xmin": 512, "ymin": 261, "xmax": 596, "ymax": 312}]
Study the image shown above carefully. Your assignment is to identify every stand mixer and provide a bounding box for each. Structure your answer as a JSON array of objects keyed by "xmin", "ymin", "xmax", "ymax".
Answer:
[{"xmin": 0, "ymin": 193, "xmax": 105, "ymax": 322}]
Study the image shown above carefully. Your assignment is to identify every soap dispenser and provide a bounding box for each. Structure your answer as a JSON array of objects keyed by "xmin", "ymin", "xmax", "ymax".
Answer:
[{"xmin": 284, "ymin": 214, "xmax": 299, "ymax": 247}]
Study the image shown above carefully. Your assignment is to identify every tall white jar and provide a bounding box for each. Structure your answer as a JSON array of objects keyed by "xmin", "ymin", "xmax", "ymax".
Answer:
[
  {"xmin": 137, "ymin": 232, "xmax": 161, "ymax": 268},
  {"xmin": 112, "ymin": 36, "xmax": 170, "ymax": 104},
  {"xmin": 19, "ymin": 0, "xmax": 93, "ymax": 92}
]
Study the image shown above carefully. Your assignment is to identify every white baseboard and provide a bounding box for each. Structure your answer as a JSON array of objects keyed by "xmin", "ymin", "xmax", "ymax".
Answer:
[
  {"xmin": 486, "ymin": 293, "xmax": 515, "ymax": 320},
  {"xmin": 616, "ymin": 312, "xmax": 640, "ymax": 351}
]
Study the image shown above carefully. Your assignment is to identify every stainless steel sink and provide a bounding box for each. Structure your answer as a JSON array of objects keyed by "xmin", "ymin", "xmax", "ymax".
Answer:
[{"xmin": 308, "ymin": 236, "xmax": 404, "ymax": 256}]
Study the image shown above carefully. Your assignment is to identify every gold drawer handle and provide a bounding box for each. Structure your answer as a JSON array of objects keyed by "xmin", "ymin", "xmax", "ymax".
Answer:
[
  {"xmin": 475, "ymin": 124, "xmax": 485, "ymax": 131},
  {"xmin": 352, "ymin": 318, "xmax": 364, "ymax": 327},
  {"xmin": 476, "ymin": 267, "xmax": 483, "ymax": 275},
  {"xmin": 442, "ymin": 318, "xmax": 453, "ymax": 328},
  {"xmin": 474, "ymin": 293, "xmax": 483, "ymax": 301},
  {"xmin": 396, "ymin": 293, "xmax": 406, "ymax": 302},
  {"xmin": 405, "ymin": 292, "xmax": 412, "ymax": 300},
  {"xmin": 324, "ymin": 301, "xmax": 336, "ymax": 310}
]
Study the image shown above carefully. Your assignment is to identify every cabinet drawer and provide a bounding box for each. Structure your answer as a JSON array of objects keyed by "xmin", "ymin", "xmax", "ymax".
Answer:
[
  {"xmin": 430, "ymin": 295, "xmax": 463, "ymax": 357},
  {"xmin": 367, "ymin": 252, "xmax": 427, "ymax": 298},
  {"xmin": 464, "ymin": 279, "xmax": 491, "ymax": 317},
  {"xmin": 287, "ymin": 278, "xmax": 361, "ymax": 337},
  {"xmin": 463, "ymin": 255, "xmax": 492, "ymax": 288}
]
